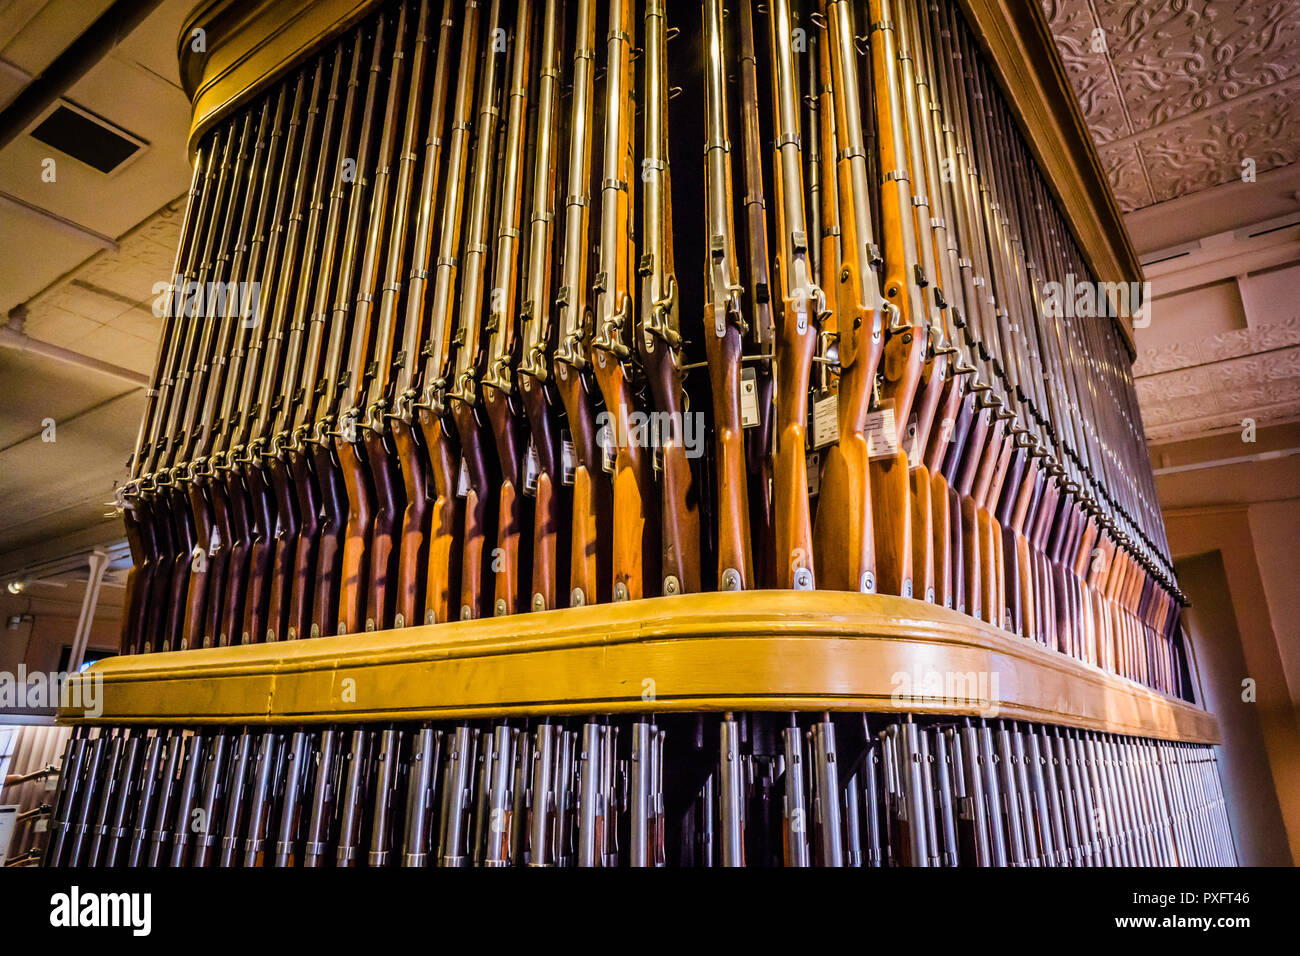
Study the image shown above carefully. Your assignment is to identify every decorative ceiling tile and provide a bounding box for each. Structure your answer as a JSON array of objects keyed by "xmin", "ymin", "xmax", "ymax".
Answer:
[
  {"xmin": 1100, "ymin": 143, "xmax": 1154, "ymax": 211},
  {"xmin": 1090, "ymin": 0, "xmax": 1300, "ymax": 132},
  {"xmin": 1137, "ymin": 88, "xmax": 1300, "ymax": 202},
  {"xmin": 1046, "ymin": 0, "xmax": 1300, "ymax": 210}
]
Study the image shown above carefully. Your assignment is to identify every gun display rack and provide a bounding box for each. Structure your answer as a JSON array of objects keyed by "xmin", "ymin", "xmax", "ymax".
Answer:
[{"xmin": 44, "ymin": 0, "xmax": 1234, "ymax": 867}]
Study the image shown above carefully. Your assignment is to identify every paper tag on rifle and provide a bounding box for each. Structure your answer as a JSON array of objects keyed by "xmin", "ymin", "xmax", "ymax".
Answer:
[
  {"xmin": 865, "ymin": 404, "xmax": 899, "ymax": 460},
  {"xmin": 740, "ymin": 368, "xmax": 760, "ymax": 428},
  {"xmin": 45, "ymin": 773, "xmax": 58, "ymax": 791},
  {"xmin": 523, "ymin": 437, "xmax": 540, "ymax": 496},
  {"xmin": 456, "ymin": 457, "xmax": 469, "ymax": 498},
  {"xmin": 601, "ymin": 424, "xmax": 616, "ymax": 474},
  {"xmin": 811, "ymin": 392, "xmax": 838, "ymax": 449},
  {"xmin": 34, "ymin": 817, "xmax": 47, "ymax": 833},
  {"xmin": 560, "ymin": 431, "xmax": 575, "ymax": 486},
  {"xmin": 806, "ymin": 450, "xmax": 821, "ymax": 497},
  {"xmin": 904, "ymin": 413, "xmax": 922, "ymax": 468}
]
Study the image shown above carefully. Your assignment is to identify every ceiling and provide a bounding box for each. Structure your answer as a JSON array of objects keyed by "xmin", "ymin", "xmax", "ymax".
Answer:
[
  {"xmin": 1042, "ymin": 0, "xmax": 1300, "ymax": 212},
  {"xmin": 1045, "ymin": 0, "xmax": 1300, "ymax": 447},
  {"xmin": 0, "ymin": 0, "xmax": 192, "ymax": 579}
]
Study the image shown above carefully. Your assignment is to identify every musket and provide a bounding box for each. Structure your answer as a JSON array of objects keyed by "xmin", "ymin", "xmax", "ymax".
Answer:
[
  {"xmin": 216, "ymin": 730, "xmax": 253, "ymax": 866},
  {"xmin": 164, "ymin": 732, "xmax": 205, "ymax": 867},
  {"xmin": 446, "ymin": 0, "xmax": 508, "ymax": 620},
  {"xmin": 412, "ymin": 1, "xmax": 483, "ymax": 625},
  {"xmin": 718, "ymin": 715, "xmax": 745, "ymax": 867},
  {"xmin": 301, "ymin": 31, "xmax": 368, "ymax": 639},
  {"xmin": 271, "ymin": 729, "xmax": 312, "ymax": 866},
  {"xmin": 82, "ymin": 731, "xmax": 125, "ymax": 867},
  {"xmin": 262, "ymin": 51, "xmax": 341, "ymax": 646},
  {"xmin": 125, "ymin": 732, "xmax": 167, "ymax": 867},
  {"xmin": 236, "ymin": 69, "xmax": 312, "ymax": 648},
  {"xmin": 437, "ymin": 724, "xmax": 477, "ymax": 865},
  {"xmin": 350, "ymin": 0, "xmax": 425, "ymax": 634},
  {"xmin": 401, "ymin": 724, "xmax": 441, "ymax": 865},
  {"xmin": 766, "ymin": 0, "xmax": 825, "ymax": 591},
  {"xmin": 327, "ymin": 16, "xmax": 390, "ymax": 635},
  {"xmin": 809, "ymin": 715, "xmax": 843, "ymax": 866},
  {"xmin": 100, "ymin": 733, "xmax": 143, "ymax": 868},
  {"xmin": 814, "ymin": 0, "xmax": 889, "ymax": 596},
  {"xmin": 515, "ymin": 0, "xmax": 569, "ymax": 612},
  {"xmin": 481, "ymin": 0, "xmax": 537, "ymax": 616},
  {"xmin": 782, "ymin": 718, "xmax": 810, "ymax": 866},
  {"xmin": 590, "ymin": 0, "xmax": 659, "ymax": 603},
  {"xmin": 736, "ymin": 0, "xmax": 776, "ymax": 589},
  {"xmin": 334, "ymin": 729, "xmax": 373, "ymax": 866},
  {"xmin": 144, "ymin": 130, "xmax": 234, "ymax": 654},
  {"xmin": 180, "ymin": 111, "xmax": 261, "ymax": 651},
  {"xmin": 188, "ymin": 729, "xmax": 231, "ymax": 866},
  {"xmin": 639, "ymin": 0, "xmax": 700, "ymax": 597},
  {"xmin": 367, "ymin": 726, "xmax": 406, "ymax": 865},
  {"xmin": 212, "ymin": 84, "xmax": 290, "ymax": 647},
  {"xmin": 171, "ymin": 118, "xmax": 250, "ymax": 651},
  {"xmin": 302, "ymin": 728, "xmax": 342, "ymax": 867},
  {"xmin": 700, "ymin": 0, "xmax": 751, "ymax": 593},
  {"xmin": 391, "ymin": 0, "xmax": 457, "ymax": 628},
  {"xmin": 240, "ymin": 731, "xmax": 282, "ymax": 866},
  {"xmin": 551, "ymin": 0, "xmax": 609, "ymax": 608},
  {"xmin": 63, "ymin": 732, "xmax": 110, "ymax": 867},
  {"xmin": 284, "ymin": 42, "xmax": 356, "ymax": 641}
]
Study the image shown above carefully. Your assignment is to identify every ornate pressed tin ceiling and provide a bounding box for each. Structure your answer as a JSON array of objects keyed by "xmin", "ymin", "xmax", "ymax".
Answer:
[{"xmin": 1043, "ymin": 0, "xmax": 1300, "ymax": 212}]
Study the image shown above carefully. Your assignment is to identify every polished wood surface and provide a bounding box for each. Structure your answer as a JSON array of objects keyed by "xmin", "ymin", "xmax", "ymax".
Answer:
[{"xmin": 63, "ymin": 591, "xmax": 1217, "ymax": 743}]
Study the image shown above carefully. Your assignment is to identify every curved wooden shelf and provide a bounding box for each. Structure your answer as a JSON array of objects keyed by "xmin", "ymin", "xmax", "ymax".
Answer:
[{"xmin": 60, "ymin": 592, "xmax": 1217, "ymax": 744}]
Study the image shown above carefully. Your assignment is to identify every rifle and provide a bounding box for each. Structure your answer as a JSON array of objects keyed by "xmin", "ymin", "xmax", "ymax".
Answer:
[
  {"xmin": 736, "ymin": 0, "xmax": 776, "ymax": 589},
  {"xmin": 118, "ymin": 135, "xmax": 211, "ymax": 654},
  {"xmin": 589, "ymin": 0, "xmax": 660, "ymax": 603},
  {"xmin": 216, "ymin": 730, "xmax": 253, "ymax": 866},
  {"xmin": 552, "ymin": 0, "xmax": 609, "ymax": 608},
  {"xmin": 328, "ymin": 17, "xmax": 390, "ymax": 635},
  {"xmin": 401, "ymin": 724, "xmax": 441, "ymax": 865},
  {"xmin": 367, "ymin": 726, "xmax": 406, "ymax": 865},
  {"xmin": 446, "ymin": 0, "xmax": 509, "ymax": 620},
  {"xmin": 82, "ymin": 731, "xmax": 126, "ymax": 867},
  {"xmin": 781, "ymin": 718, "xmax": 809, "ymax": 866},
  {"xmin": 437, "ymin": 724, "xmax": 477, "ymax": 865},
  {"xmin": 766, "ymin": 0, "xmax": 824, "ymax": 592},
  {"xmin": 188, "ymin": 729, "xmax": 231, "ymax": 866},
  {"xmin": 700, "ymin": 0, "xmax": 751, "ymax": 593},
  {"xmin": 639, "ymin": 0, "xmax": 699, "ymax": 596},
  {"xmin": 813, "ymin": 0, "xmax": 889, "ymax": 596},
  {"xmin": 169, "ymin": 118, "xmax": 250, "ymax": 652},
  {"xmin": 272, "ymin": 729, "xmax": 312, "ymax": 866},
  {"xmin": 392, "ymin": 0, "xmax": 458, "ymax": 628},
  {"xmin": 164, "ymin": 732, "xmax": 205, "ymax": 867},
  {"xmin": 413, "ymin": 1, "xmax": 484, "ymax": 625},
  {"xmin": 302, "ymin": 728, "xmax": 342, "ymax": 867},
  {"xmin": 350, "ymin": 1, "xmax": 425, "ymax": 634},
  {"xmin": 481, "ymin": 0, "xmax": 538, "ymax": 616},
  {"xmin": 516, "ymin": 0, "xmax": 569, "ymax": 612}
]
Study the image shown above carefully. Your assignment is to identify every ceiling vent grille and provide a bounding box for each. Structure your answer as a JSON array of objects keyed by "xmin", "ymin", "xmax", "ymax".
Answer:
[{"xmin": 29, "ymin": 103, "xmax": 144, "ymax": 174}]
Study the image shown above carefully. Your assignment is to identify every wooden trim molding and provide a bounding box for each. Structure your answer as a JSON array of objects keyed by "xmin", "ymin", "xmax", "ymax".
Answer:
[
  {"xmin": 60, "ymin": 592, "xmax": 1218, "ymax": 744},
  {"xmin": 957, "ymin": 0, "xmax": 1141, "ymax": 355},
  {"xmin": 178, "ymin": 0, "xmax": 1140, "ymax": 355},
  {"xmin": 178, "ymin": 0, "xmax": 379, "ymax": 157}
]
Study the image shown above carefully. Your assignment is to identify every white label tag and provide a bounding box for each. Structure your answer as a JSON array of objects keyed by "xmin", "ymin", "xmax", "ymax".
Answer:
[
  {"xmin": 45, "ymin": 773, "xmax": 58, "ymax": 791},
  {"xmin": 34, "ymin": 817, "xmax": 48, "ymax": 833},
  {"xmin": 601, "ymin": 425, "xmax": 615, "ymax": 474},
  {"xmin": 560, "ymin": 432, "xmax": 575, "ymax": 485},
  {"xmin": 811, "ymin": 392, "xmax": 838, "ymax": 449},
  {"xmin": 806, "ymin": 450, "xmax": 821, "ymax": 497},
  {"xmin": 865, "ymin": 404, "xmax": 899, "ymax": 460},
  {"xmin": 904, "ymin": 413, "xmax": 922, "ymax": 467},
  {"xmin": 523, "ymin": 437, "xmax": 540, "ymax": 496},
  {"xmin": 740, "ymin": 368, "xmax": 760, "ymax": 428},
  {"xmin": 456, "ymin": 457, "xmax": 469, "ymax": 497}
]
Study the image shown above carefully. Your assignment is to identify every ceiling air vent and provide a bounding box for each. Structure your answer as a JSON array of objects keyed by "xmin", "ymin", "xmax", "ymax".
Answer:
[{"xmin": 29, "ymin": 103, "xmax": 144, "ymax": 174}]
